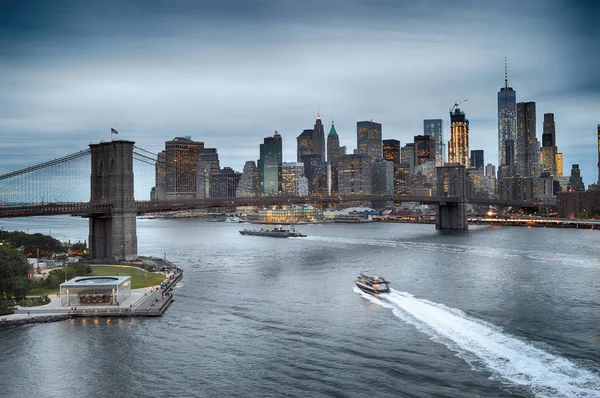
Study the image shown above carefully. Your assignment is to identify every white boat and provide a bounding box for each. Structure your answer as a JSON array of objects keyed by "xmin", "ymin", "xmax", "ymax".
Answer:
[
  {"xmin": 355, "ymin": 273, "xmax": 390, "ymax": 295},
  {"xmin": 225, "ymin": 216, "xmax": 242, "ymax": 223}
]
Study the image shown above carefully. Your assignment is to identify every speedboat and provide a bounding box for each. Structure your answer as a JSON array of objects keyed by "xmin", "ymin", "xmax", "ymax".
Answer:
[
  {"xmin": 239, "ymin": 226, "xmax": 306, "ymax": 238},
  {"xmin": 355, "ymin": 273, "xmax": 390, "ymax": 295}
]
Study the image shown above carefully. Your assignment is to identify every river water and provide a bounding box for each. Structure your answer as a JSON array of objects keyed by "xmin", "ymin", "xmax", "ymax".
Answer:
[{"xmin": 0, "ymin": 216, "xmax": 599, "ymax": 398}]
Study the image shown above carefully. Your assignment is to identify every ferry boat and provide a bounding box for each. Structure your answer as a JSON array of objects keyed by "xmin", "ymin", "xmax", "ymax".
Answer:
[
  {"xmin": 224, "ymin": 216, "xmax": 242, "ymax": 223},
  {"xmin": 239, "ymin": 226, "xmax": 306, "ymax": 238},
  {"xmin": 355, "ymin": 273, "xmax": 390, "ymax": 295}
]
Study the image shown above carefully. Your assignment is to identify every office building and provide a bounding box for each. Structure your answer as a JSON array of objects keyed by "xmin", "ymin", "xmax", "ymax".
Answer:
[
  {"xmin": 470, "ymin": 150, "xmax": 484, "ymax": 169},
  {"xmin": 448, "ymin": 107, "xmax": 469, "ymax": 167},
  {"xmin": 327, "ymin": 121, "xmax": 342, "ymax": 166},
  {"xmin": 556, "ymin": 153, "xmax": 563, "ymax": 177},
  {"xmin": 424, "ymin": 119, "xmax": 444, "ymax": 166},
  {"xmin": 259, "ymin": 132, "xmax": 282, "ymax": 195},
  {"xmin": 160, "ymin": 136, "xmax": 203, "ymax": 200},
  {"xmin": 301, "ymin": 154, "xmax": 328, "ymax": 195},
  {"xmin": 371, "ymin": 160, "xmax": 394, "ymax": 195},
  {"xmin": 498, "ymin": 59, "xmax": 517, "ymax": 170},
  {"xmin": 357, "ymin": 121, "xmax": 382, "ymax": 161},
  {"xmin": 338, "ymin": 154, "xmax": 372, "ymax": 195},
  {"xmin": 236, "ymin": 161, "xmax": 260, "ymax": 197},
  {"xmin": 414, "ymin": 135, "xmax": 435, "ymax": 166},
  {"xmin": 197, "ymin": 148, "xmax": 220, "ymax": 198},
  {"xmin": 401, "ymin": 143, "xmax": 415, "ymax": 171},
  {"xmin": 516, "ymin": 102, "xmax": 538, "ymax": 177},
  {"xmin": 213, "ymin": 167, "xmax": 241, "ymax": 198},
  {"xmin": 567, "ymin": 164, "xmax": 585, "ymax": 192},
  {"xmin": 282, "ymin": 162, "xmax": 308, "ymax": 196},
  {"xmin": 541, "ymin": 113, "xmax": 558, "ymax": 176},
  {"xmin": 297, "ymin": 129, "xmax": 313, "ymax": 162},
  {"xmin": 383, "ymin": 139, "xmax": 400, "ymax": 167},
  {"xmin": 313, "ymin": 114, "xmax": 326, "ymax": 161}
]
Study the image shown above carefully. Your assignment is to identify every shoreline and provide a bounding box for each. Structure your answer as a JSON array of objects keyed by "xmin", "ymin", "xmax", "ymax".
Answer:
[{"xmin": 1, "ymin": 258, "xmax": 183, "ymax": 328}]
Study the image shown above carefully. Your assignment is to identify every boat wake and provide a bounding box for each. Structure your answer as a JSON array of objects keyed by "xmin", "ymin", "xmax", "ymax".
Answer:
[{"xmin": 355, "ymin": 287, "xmax": 600, "ymax": 398}]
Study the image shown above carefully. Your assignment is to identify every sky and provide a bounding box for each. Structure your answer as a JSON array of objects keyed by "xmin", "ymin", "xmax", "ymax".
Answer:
[{"xmin": 1, "ymin": 0, "xmax": 599, "ymax": 186}]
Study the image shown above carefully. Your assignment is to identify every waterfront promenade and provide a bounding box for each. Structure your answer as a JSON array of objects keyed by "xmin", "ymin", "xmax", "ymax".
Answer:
[{"xmin": 0, "ymin": 260, "xmax": 182, "ymax": 327}]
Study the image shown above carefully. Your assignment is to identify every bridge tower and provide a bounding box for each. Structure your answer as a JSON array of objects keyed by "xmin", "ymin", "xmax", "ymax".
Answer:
[
  {"xmin": 436, "ymin": 164, "xmax": 468, "ymax": 230},
  {"xmin": 89, "ymin": 140, "xmax": 138, "ymax": 260}
]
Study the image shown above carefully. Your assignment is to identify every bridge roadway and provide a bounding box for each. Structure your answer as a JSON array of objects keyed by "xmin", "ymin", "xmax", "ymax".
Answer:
[{"xmin": 0, "ymin": 195, "xmax": 539, "ymax": 218}]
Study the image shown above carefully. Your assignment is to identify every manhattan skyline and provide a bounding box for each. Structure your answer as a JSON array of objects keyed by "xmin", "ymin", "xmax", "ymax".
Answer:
[{"xmin": 1, "ymin": 0, "xmax": 599, "ymax": 185}]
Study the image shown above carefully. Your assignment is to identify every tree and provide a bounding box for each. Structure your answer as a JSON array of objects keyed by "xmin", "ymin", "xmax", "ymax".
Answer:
[{"xmin": 0, "ymin": 244, "xmax": 30, "ymax": 301}]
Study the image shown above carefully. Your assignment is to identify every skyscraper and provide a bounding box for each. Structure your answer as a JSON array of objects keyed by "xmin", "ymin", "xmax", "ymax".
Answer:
[
  {"xmin": 516, "ymin": 102, "xmax": 537, "ymax": 177},
  {"xmin": 161, "ymin": 136, "xmax": 203, "ymax": 200},
  {"xmin": 327, "ymin": 121, "xmax": 342, "ymax": 166},
  {"xmin": 448, "ymin": 107, "xmax": 469, "ymax": 167},
  {"xmin": 357, "ymin": 121, "xmax": 382, "ymax": 161},
  {"xmin": 197, "ymin": 148, "xmax": 220, "ymax": 198},
  {"xmin": 401, "ymin": 143, "xmax": 415, "ymax": 171},
  {"xmin": 541, "ymin": 113, "xmax": 557, "ymax": 176},
  {"xmin": 296, "ymin": 129, "xmax": 313, "ymax": 162},
  {"xmin": 498, "ymin": 59, "xmax": 517, "ymax": 170},
  {"xmin": 383, "ymin": 139, "xmax": 400, "ymax": 167},
  {"xmin": 470, "ymin": 150, "xmax": 484, "ymax": 169},
  {"xmin": 414, "ymin": 135, "xmax": 435, "ymax": 166},
  {"xmin": 337, "ymin": 154, "xmax": 372, "ymax": 195},
  {"xmin": 259, "ymin": 132, "xmax": 282, "ymax": 195},
  {"xmin": 236, "ymin": 161, "xmax": 260, "ymax": 197},
  {"xmin": 423, "ymin": 119, "xmax": 443, "ymax": 166},
  {"xmin": 313, "ymin": 114, "xmax": 326, "ymax": 161},
  {"xmin": 567, "ymin": 164, "xmax": 585, "ymax": 191}
]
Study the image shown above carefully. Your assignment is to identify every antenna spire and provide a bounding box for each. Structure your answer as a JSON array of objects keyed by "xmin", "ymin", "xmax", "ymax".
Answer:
[{"xmin": 504, "ymin": 57, "xmax": 508, "ymax": 89}]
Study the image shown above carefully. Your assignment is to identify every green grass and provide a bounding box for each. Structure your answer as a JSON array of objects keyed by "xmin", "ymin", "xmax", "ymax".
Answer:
[
  {"xmin": 28, "ymin": 287, "xmax": 60, "ymax": 296},
  {"xmin": 90, "ymin": 265, "xmax": 166, "ymax": 289}
]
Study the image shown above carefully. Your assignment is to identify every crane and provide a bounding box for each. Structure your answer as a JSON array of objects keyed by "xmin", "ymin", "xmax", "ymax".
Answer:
[{"xmin": 450, "ymin": 99, "xmax": 467, "ymax": 114}]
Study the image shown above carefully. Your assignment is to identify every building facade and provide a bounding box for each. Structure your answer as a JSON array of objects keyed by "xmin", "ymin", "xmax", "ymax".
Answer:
[
  {"xmin": 338, "ymin": 154, "xmax": 372, "ymax": 195},
  {"xmin": 313, "ymin": 115, "xmax": 326, "ymax": 161},
  {"xmin": 327, "ymin": 121, "xmax": 342, "ymax": 166},
  {"xmin": 357, "ymin": 121, "xmax": 382, "ymax": 161},
  {"xmin": 160, "ymin": 136, "xmax": 203, "ymax": 200},
  {"xmin": 448, "ymin": 108, "xmax": 469, "ymax": 167},
  {"xmin": 383, "ymin": 139, "xmax": 400, "ymax": 167},
  {"xmin": 516, "ymin": 101, "xmax": 538, "ymax": 177},
  {"xmin": 401, "ymin": 143, "xmax": 415, "ymax": 171},
  {"xmin": 414, "ymin": 135, "xmax": 435, "ymax": 166},
  {"xmin": 282, "ymin": 162, "xmax": 309, "ymax": 196},
  {"xmin": 371, "ymin": 160, "xmax": 394, "ymax": 195},
  {"xmin": 541, "ymin": 113, "xmax": 558, "ymax": 176},
  {"xmin": 498, "ymin": 63, "xmax": 517, "ymax": 170},
  {"xmin": 259, "ymin": 132, "xmax": 282, "ymax": 195},
  {"xmin": 296, "ymin": 129, "xmax": 313, "ymax": 162},
  {"xmin": 423, "ymin": 119, "xmax": 444, "ymax": 166},
  {"xmin": 197, "ymin": 148, "xmax": 220, "ymax": 198},
  {"xmin": 236, "ymin": 161, "xmax": 260, "ymax": 197},
  {"xmin": 470, "ymin": 149, "xmax": 484, "ymax": 169}
]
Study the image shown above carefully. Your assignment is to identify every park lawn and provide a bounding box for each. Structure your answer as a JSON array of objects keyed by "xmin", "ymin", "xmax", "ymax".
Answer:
[
  {"xmin": 90, "ymin": 265, "xmax": 166, "ymax": 289},
  {"xmin": 28, "ymin": 287, "xmax": 59, "ymax": 296}
]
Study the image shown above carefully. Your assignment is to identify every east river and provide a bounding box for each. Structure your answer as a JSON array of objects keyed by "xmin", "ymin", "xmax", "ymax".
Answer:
[{"xmin": 1, "ymin": 216, "xmax": 599, "ymax": 398}]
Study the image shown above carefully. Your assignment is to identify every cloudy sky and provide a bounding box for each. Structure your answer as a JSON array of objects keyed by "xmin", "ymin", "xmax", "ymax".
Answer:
[{"xmin": 1, "ymin": 0, "xmax": 599, "ymax": 185}]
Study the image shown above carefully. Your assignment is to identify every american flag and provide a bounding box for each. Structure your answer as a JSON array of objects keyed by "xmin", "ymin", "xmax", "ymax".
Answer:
[{"xmin": 111, "ymin": 128, "xmax": 119, "ymax": 135}]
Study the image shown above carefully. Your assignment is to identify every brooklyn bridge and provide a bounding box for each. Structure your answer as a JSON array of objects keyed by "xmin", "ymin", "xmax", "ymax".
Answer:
[{"xmin": 0, "ymin": 140, "xmax": 538, "ymax": 260}]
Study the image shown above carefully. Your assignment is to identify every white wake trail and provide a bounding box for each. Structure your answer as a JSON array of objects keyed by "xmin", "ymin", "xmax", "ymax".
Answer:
[{"xmin": 357, "ymin": 288, "xmax": 600, "ymax": 398}]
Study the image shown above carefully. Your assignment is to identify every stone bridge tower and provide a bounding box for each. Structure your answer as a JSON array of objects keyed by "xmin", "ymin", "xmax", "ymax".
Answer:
[
  {"xmin": 436, "ymin": 164, "xmax": 468, "ymax": 230},
  {"xmin": 89, "ymin": 140, "xmax": 138, "ymax": 260}
]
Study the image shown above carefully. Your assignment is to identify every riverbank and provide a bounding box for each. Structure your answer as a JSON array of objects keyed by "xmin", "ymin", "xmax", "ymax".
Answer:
[{"xmin": 0, "ymin": 258, "xmax": 183, "ymax": 327}]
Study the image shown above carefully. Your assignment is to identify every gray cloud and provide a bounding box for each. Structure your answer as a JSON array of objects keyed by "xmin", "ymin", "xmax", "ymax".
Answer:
[{"xmin": 1, "ymin": 0, "xmax": 599, "ymax": 186}]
